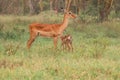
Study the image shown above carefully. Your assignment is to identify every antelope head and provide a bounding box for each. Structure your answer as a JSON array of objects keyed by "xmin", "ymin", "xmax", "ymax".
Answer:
[{"xmin": 64, "ymin": 0, "xmax": 77, "ymax": 19}]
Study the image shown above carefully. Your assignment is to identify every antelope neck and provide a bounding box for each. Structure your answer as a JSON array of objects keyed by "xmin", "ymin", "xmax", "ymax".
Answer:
[{"xmin": 59, "ymin": 14, "xmax": 69, "ymax": 33}]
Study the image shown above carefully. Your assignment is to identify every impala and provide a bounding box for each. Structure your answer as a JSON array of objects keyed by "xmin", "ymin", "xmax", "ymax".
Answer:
[
  {"xmin": 27, "ymin": 0, "xmax": 76, "ymax": 49},
  {"xmin": 60, "ymin": 34, "xmax": 73, "ymax": 51}
]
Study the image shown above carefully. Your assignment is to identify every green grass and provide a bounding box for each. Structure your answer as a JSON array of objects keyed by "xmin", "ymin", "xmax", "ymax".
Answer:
[{"xmin": 0, "ymin": 12, "xmax": 120, "ymax": 80}]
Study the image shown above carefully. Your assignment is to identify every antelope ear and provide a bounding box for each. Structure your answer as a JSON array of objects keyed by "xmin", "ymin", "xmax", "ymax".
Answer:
[
  {"xmin": 64, "ymin": 9, "xmax": 67, "ymax": 13},
  {"xmin": 69, "ymin": 11, "xmax": 72, "ymax": 13}
]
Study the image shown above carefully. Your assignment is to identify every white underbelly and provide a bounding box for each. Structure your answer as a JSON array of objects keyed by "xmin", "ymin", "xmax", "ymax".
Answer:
[{"xmin": 37, "ymin": 30, "xmax": 56, "ymax": 37}]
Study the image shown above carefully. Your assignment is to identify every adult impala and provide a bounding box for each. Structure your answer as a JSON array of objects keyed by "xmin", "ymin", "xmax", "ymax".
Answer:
[{"xmin": 27, "ymin": 1, "xmax": 76, "ymax": 49}]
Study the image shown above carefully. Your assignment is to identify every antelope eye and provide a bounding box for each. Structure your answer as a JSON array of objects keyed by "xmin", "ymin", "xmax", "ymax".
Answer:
[{"xmin": 69, "ymin": 12, "xmax": 71, "ymax": 14}]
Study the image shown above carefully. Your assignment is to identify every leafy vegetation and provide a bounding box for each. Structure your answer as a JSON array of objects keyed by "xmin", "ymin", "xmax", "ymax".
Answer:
[{"xmin": 0, "ymin": 12, "xmax": 120, "ymax": 80}]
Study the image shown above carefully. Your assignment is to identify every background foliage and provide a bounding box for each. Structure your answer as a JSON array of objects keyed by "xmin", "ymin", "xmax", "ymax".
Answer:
[{"xmin": 0, "ymin": 0, "xmax": 120, "ymax": 21}]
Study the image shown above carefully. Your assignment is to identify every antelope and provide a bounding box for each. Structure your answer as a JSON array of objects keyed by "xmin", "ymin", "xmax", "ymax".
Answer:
[
  {"xmin": 27, "ymin": 0, "xmax": 76, "ymax": 49},
  {"xmin": 60, "ymin": 34, "xmax": 73, "ymax": 51}
]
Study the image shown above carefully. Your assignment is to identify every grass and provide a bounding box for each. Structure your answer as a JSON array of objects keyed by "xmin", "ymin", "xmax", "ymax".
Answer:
[{"xmin": 0, "ymin": 12, "xmax": 120, "ymax": 80}]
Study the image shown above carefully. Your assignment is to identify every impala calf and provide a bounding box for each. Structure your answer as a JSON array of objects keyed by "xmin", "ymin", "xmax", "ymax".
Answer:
[{"xmin": 60, "ymin": 34, "xmax": 73, "ymax": 51}]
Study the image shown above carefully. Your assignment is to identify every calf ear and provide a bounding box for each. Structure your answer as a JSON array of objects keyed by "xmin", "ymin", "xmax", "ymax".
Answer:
[{"xmin": 67, "ymin": 36, "xmax": 71, "ymax": 40}]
